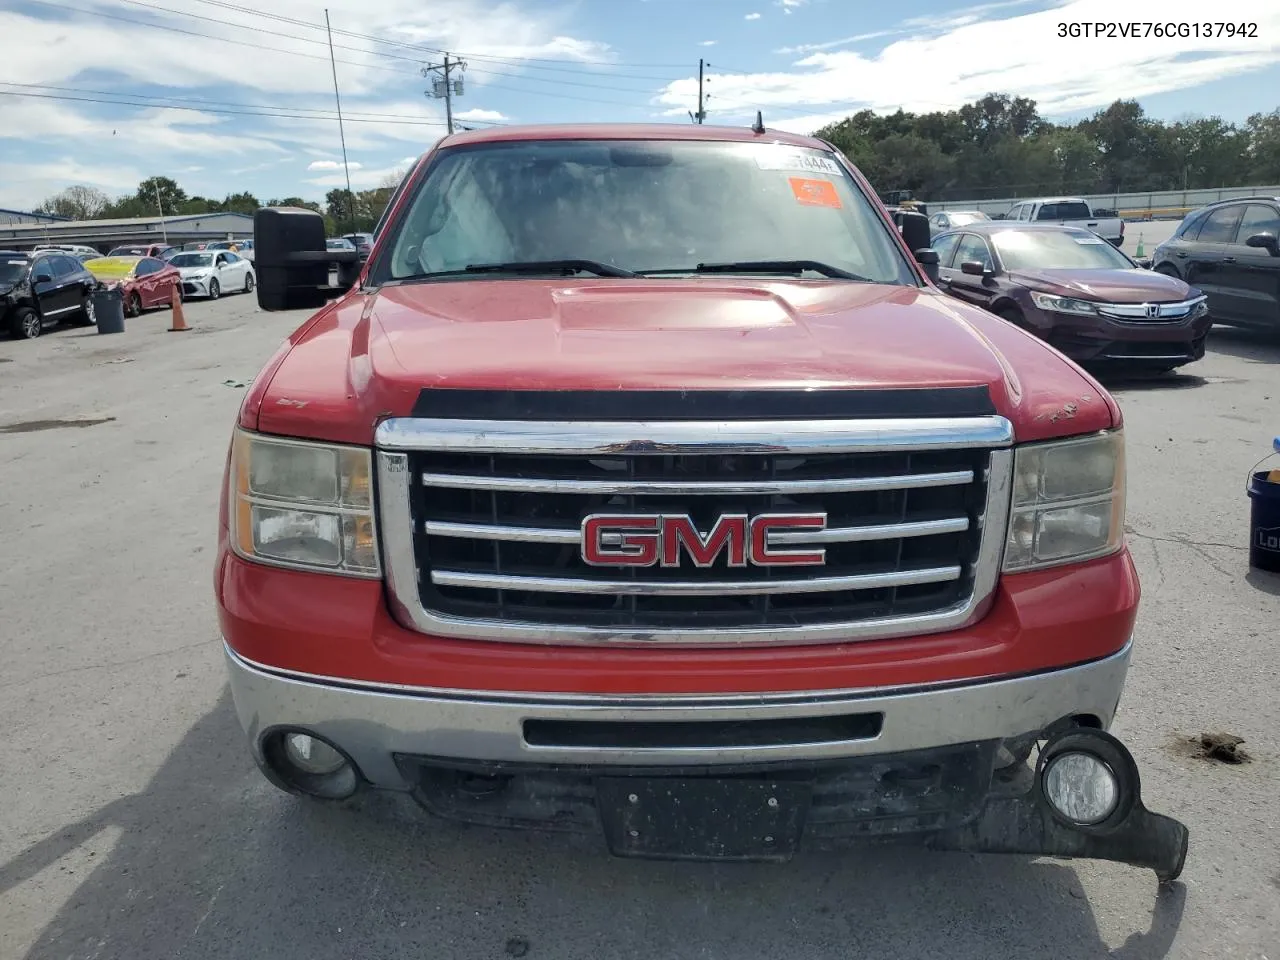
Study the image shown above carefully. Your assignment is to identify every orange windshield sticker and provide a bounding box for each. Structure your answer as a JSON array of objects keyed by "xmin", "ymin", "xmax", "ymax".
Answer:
[{"xmin": 789, "ymin": 177, "xmax": 842, "ymax": 209}]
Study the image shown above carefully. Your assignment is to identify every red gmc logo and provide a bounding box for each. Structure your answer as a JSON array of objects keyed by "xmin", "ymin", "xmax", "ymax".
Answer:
[{"xmin": 581, "ymin": 513, "xmax": 827, "ymax": 568}]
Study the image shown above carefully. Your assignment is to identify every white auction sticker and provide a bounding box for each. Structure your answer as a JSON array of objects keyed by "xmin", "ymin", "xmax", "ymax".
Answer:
[{"xmin": 754, "ymin": 149, "xmax": 844, "ymax": 176}]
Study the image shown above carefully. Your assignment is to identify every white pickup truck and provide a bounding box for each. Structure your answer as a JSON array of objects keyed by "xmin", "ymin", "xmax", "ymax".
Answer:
[{"xmin": 1002, "ymin": 197, "xmax": 1125, "ymax": 247}]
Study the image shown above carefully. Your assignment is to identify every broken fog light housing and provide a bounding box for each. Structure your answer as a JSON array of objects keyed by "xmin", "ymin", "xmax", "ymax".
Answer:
[
  {"xmin": 1003, "ymin": 430, "xmax": 1125, "ymax": 571},
  {"xmin": 230, "ymin": 428, "xmax": 379, "ymax": 576}
]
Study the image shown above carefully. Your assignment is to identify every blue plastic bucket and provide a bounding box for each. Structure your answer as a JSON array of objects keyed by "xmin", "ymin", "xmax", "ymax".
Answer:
[{"xmin": 1249, "ymin": 438, "xmax": 1280, "ymax": 573}]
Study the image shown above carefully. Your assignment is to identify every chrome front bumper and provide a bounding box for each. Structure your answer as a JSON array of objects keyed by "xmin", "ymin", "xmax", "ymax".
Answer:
[{"xmin": 225, "ymin": 640, "xmax": 1131, "ymax": 790}]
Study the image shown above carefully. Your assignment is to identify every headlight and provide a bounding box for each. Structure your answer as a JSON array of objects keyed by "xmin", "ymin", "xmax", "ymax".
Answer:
[
  {"xmin": 1004, "ymin": 430, "xmax": 1125, "ymax": 572},
  {"xmin": 229, "ymin": 429, "xmax": 379, "ymax": 576},
  {"xmin": 1030, "ymin": 292, "xmax": 1099, "ymax": 315}
]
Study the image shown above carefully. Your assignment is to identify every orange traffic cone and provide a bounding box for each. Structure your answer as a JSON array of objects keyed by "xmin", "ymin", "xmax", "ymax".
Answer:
[{"xmin": 168, "ymin": 284, "xmax": 190, "ymax": 332}]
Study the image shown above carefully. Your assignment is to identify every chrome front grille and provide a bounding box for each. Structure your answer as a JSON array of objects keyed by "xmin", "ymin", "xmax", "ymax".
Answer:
[
  {"xmin": 1096, "ymin": 296, "xmax": 1206, "ymax": 323},
  {"xmin": 376, "ymin": 414, "xmax": 1013, "ymax": 647}
]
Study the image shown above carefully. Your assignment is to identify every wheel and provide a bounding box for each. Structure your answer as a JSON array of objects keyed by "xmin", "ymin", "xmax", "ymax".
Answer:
[
  {"xmin": 10, "ymin": 305, "xmax": 42, "ymax": 340},
  {"xmin": 209, "ymin": 278, "xmax": 220, "ymax": 300},
  {"xmin": 243, "ymin": 272, "xmax": 254, "ymax": 294},
  {"xmin": 126, "ymin": 292, "xmax": 142, "ymax": 317},
  {"xmin": 996, "ymin": 305, "xmax": 1025, "ymax": 327},
  {"xmin": 80, "ymin": 295, "xmax": 97, "ymax": 326}
]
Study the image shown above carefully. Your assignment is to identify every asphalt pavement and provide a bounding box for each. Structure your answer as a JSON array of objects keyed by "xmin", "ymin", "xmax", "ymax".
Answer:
[{"xmin": 1, "ymin": 290, "xmax": 1278, "ymax": 960}]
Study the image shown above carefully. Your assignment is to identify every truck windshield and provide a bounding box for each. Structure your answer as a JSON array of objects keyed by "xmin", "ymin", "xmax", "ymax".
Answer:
[
  {"xmin": 992, "ymin": 229, "xmax": 1133, "ymax": 271},
  {"xmin": 373, "ymin": 139, "xmax": 915, "ymax": 285}
]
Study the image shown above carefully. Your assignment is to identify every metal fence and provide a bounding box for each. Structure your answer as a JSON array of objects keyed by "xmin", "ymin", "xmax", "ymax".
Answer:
[{"xmin": 927, "ymin": 185, "xmax": 1280, "ymax": 221}]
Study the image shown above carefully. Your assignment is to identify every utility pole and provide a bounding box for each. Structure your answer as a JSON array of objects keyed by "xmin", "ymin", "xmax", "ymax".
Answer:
[
  {"xmin": 154, "ymin": 179, "xmax": 167, "ymax": 243},
  {"xmin": 695, "ymin": 59, "xmax": 706, "ymax": 123},
  {"xmin": 424, "ymin": 54, "xmax": 467, "ymax": 134},
  {"xmin": 324, "ymin": 8, "xmax": 357, "ymax": 238}
]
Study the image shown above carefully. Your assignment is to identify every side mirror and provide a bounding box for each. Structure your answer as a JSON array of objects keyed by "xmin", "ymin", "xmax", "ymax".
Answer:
[
  {"xmin": 254, "ymin": 207, "xmax": 361, "ymax": 312},
  {"xmin": 960, "ymin": 260, "xmax": 990, "ymax": 277},
  {"xmin": 33, "ymin": 270, "xmax": 53, "ymax": 284},
  {"xmin": 913, "ymin": 247, "xmax": 940, "ymax": 284},
  {"xmin": 1133, "ymin": 256, "xmax": 1153, "ymax": 270},
  {"xmin": 894, "ymin": 210, "xmax": 932, "ymax": 262},
  {"xmin": 1246, "ymin": 232, "xmax": 1280, "ymax": 256}
]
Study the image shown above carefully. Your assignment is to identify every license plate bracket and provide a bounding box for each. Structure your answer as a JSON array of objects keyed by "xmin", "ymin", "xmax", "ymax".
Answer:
[{"xmin": 596, "ymin": 777, "xmax": 811, "ymax": 862}]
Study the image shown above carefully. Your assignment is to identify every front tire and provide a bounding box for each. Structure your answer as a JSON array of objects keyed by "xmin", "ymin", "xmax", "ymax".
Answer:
[
  {"xmin": 126, "ymin": 292, "xmax": 142, "ymax": 318},
  {"xmin": 209, "ymin": 278, "xmax": 220, "ymax": 300},
  {"xmin": 996, "ymin": 305, "xmax": 1025, "ymax": 327},
  {"xmin": 80, "ymin": 295, "xmax": 97, "ymax": 326},
  {"xmin": 244, "ymin": 272, "xmax": 254, "ymax": 294},
  {"xmin": 10, "ymin": 305, "xmax": 42, "ymax": 340}
]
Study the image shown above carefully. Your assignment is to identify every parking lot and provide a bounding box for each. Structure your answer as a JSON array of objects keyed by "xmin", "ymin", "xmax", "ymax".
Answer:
[{"xmin": 1, "ymin": 292, "xmax": 1278, "ymax": 960}]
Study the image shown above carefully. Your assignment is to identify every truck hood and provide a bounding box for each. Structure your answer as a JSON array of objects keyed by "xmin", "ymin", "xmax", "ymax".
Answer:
[
  {"xmin": 249, "ymin": 278, "xmax": 1118, "ymax": 445},
  {"xmin": 1008, "ymin": 267, "xmax": 1196, "ymax": 303}
]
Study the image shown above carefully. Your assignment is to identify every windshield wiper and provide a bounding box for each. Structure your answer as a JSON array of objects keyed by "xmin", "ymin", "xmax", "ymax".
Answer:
[
  {"xmin": 462, "ymin": 259, "xmax": 637, "ymax": 278},
  {"xmin": 689, "ymin": 260, "xmax": 869, "ymax": 281}
]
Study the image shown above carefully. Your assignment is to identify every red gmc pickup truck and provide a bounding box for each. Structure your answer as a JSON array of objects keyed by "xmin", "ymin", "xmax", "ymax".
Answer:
[{"xmin": 217, "ymin": 123, "xmax": 1188, "ymax": 879}]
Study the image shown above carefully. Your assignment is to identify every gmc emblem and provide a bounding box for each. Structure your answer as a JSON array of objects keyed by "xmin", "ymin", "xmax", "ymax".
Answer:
[{"xmin": 581, "ymin": 513, "xmax": 827, "ymax": 568}]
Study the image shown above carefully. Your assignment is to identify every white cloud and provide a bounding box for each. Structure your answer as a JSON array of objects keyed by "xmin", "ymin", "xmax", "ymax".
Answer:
[
  {"xmin": 699, "ymin": 40, "xmax": 717, "ymax": 47},
  {"xmin": 0, "ymin": 159, "xmax": 142, "ymax": 210},
  {"xmin": 307, "ymin": 159, "xmax": 364, "ymax": 171},
  {"xmin": 454, "ymin": 107, "xmax": 509, "ymax": 122},
  {"xmin": 659, "ymin": 0, "xmax": 1280, "ymax": 125},
  {"xmin": 745, "ymin": 12, "xmax": 761, "ymax": 20},
  {"xmin": 778, "ymin": 0, "xmax": 806, "ymax": 12},
  {"xmin": 776, "ymin": 29, "xmax": 904, "ymax": 56},
  {"xmin": 402, "ymin": 155, "xmax": 419, "ymax": 163},
  {"xmin": 304, "ymin": 163, "xmax": 408, "ymax": 188},
  {"xmin": 0, "ymin": 0, "xmax": 611, "ymax": 205}
]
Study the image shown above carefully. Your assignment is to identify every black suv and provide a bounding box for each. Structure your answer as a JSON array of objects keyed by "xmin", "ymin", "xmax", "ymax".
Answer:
[
  {"xmin": 1151, "ymin": 197, "xmax": 1280, "ymax": 331},
  {"xmin": 0, "ymin": 250, "xmax": 99, "ymax": 339}
]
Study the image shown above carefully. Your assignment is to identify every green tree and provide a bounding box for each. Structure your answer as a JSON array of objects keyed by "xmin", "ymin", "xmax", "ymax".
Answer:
[
  {"xmin": 1245, "ymin": 110, "xmax": 1280, "ymax": 182},
  {"xmin": 220, "ymin": 191, "xmax": 260, "ymax": 215},
  {"xmin": 134, "ymin": 176, "xmax": 187, "ymax": 214},
  {"xmin": 35, "ymin": 184, "xmax": 110, "ymax": 220}
]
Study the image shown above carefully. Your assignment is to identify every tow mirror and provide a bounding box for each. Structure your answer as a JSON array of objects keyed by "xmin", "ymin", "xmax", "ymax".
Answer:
[
  {"xmin": 1246, "ymin": 232, "xmax": 1280, "ymax": 256},
  {"xmin": 253, "ymin": 207, "xmax": 361, "ymax": 312},
  {"xmin": 912, "ymin": 247, "xmax": 940, "ymax": 284},
  {"xmin": 895, "ymin": 210, "xmax": 932, "ymax": 257}
]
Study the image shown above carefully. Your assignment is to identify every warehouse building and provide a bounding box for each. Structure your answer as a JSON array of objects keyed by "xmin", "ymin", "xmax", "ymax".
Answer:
[{"xmin": 0, "ymin": 212, "xmax": 254, "ymax": 252}]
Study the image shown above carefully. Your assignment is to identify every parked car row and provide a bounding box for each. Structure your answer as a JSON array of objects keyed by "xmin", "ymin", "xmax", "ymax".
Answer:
[
  {"xmin": 1, "ymin": 243, "xmax": 259, "ymax": 340},
  {"xmin": 924, "ymin": 193, "xmax": 1279, "ymax": 373}
]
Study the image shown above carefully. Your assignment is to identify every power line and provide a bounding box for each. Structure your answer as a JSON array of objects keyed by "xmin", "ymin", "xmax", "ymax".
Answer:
[
  {"xmin": 186, "ymin": 0, "xmax": 690, "ymax": 72},
  {"xmin": 0, "ymin": 80, "xmax": 504, "ymax": 124},
  {"xmin": 0, "ymin": 88, "xmax": 468, "ymax": 126},
  {"xmin": 110, "ymin": 0, "xmax": 680, "ymax": 93},
  {"xmin": 27, "ymin": 0, "xmax": 418, "ymax": 76},
  {"xmin": 27, "ymin": 0, "xmax": 667, "ymax": 111}
]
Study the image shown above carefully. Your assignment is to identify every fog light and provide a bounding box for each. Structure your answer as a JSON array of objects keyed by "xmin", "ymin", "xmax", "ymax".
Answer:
[
  {"xmin": 1043, "ymin": 751, "xmax": 1119, "ymax": 825},
  {"xmin": 262, "ymin": 729, "xmax": 360, "ymax": 800},
  {"xmin": 284, "ymin": 733, "xmax": 346, "ymax": 775}
]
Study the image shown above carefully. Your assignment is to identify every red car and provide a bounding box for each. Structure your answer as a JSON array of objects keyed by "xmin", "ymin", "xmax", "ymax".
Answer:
[
  {"xmin": 217, "ymin": 124, "xmax": 1188, "ymax": 881},
  {"xmin": 83, "ymin": 255, "xmax": 182, "ymax": 316}
]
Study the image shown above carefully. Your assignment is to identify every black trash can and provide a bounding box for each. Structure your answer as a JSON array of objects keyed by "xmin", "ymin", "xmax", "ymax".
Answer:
[
  {"xmin": 93, "ymin": 286, "xmax": 125, "ymax": 335},
  {"xmin": 1249, "ymin": 439, "xmax": 1280, "ymax": 573}
]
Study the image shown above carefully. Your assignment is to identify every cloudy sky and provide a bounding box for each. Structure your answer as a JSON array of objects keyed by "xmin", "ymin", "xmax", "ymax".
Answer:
[{"xmin": 3, "ymin": 0, "xmax": 1279, "ymax": 211}]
